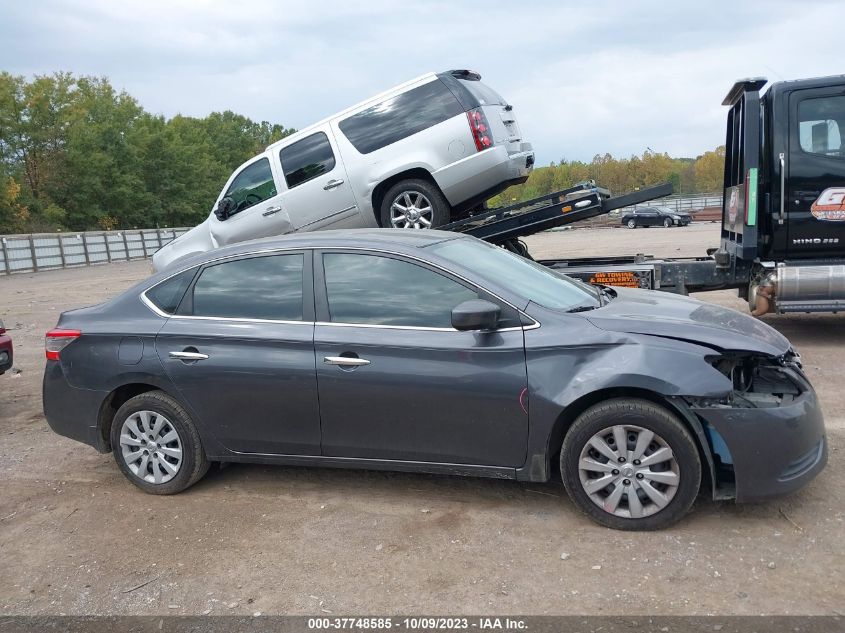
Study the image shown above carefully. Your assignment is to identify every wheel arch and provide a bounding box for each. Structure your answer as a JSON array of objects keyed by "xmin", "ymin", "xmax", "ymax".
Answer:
[
  {"xmin": 371, "ymin": 168, "xmax": 444, "ymax": 227},
  {"xmin": 542, "ymin": 387, "xmax": 716, "ymax": 497},
  {"xmin": 96, "ymin": 383, "xmax": 167, "ymax": 451}
]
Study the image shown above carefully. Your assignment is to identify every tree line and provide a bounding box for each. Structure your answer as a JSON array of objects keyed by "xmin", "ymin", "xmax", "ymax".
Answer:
[
  {"xmin": 488, "ymin": 146, "xmax": 725, "ymax": 207},
  {"xmin": 1, "ymin": 72, "xmax": 725, "ymax": 234},
  {"xmin": 0, "ymin": 72, "xmax": 294, "ymax": 233}
]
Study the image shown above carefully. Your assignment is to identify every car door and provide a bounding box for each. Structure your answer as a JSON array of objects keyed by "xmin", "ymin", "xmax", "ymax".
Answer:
[
  {"xmin": 313, "ymin": 249, "xmax": 529, "ymax": 467},
  {"xmin": 639, "ymin": 208, "xmax": 657, "ymax": 226},
  {"xmin": 208, "ymin": 155, "xmax": 293, "ymax": 247},
  {"xmin": 155, "ymin": 251, "xmax": 320, "ymax": 455},
  {"xmin": 786, "ymin": 87, "xmax": 845, "ymax": 257},
  {"xmin": 275, "ymin": 130, "xmax": 361, "ymax": 232}
]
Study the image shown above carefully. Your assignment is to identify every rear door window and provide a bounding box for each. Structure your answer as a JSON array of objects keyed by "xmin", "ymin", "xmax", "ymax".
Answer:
[
  {"xmin": 279, "ymin": 132, "xmax": 336, "ymax": 189},
  {"xmin": 338, "ymin": 80, "xmax": 463, "ymax": 154},
  {"xmin": 224, "ymin": 158, "xmax": 277, "ymax": 217},
  {"xmin": 191, "ymin": 255, "xmax": 304, "ymax": 321}
]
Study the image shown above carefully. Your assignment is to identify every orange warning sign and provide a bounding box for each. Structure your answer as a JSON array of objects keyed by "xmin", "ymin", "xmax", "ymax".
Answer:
[{"xmin": 588, "ymin": 271, "xmax": 641, "ymax": 288}]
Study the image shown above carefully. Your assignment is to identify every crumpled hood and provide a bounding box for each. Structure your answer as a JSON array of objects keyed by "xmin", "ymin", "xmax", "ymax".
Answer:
[{"xmin": 586, "ymin": 287, "xmax": 790, "ymax": 356}]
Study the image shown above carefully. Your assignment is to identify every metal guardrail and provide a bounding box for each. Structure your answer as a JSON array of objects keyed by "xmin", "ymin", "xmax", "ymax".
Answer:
[{"xmin": 0, "ymin": 228, "xmax": 190, "ymax": 275}]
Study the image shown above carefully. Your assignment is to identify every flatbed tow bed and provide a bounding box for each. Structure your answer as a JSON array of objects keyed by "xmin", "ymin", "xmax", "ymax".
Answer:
[{"xmin": 442, "ymin": 181, "xmax": 746, "ymax": 294}]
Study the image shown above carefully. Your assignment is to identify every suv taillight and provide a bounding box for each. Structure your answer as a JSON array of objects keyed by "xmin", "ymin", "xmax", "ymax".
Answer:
[
  {"xmin": 467, "ymin": 108, "xmax": 493, "ymax": 151},
  {"xmin": 45, "ymin": 329, "xmax": 81, "ymax": 361}
]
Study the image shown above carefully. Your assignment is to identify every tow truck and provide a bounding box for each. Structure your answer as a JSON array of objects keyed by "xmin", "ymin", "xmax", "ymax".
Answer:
[{"xmin": 444, "ymin": 74, "xmax": 845, "ymax": 315}]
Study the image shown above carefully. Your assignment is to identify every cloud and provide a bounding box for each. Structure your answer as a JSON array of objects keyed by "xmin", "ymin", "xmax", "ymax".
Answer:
[{"xmin": 2, "ymin": 0, "xmax": 843, "ymax": 164}]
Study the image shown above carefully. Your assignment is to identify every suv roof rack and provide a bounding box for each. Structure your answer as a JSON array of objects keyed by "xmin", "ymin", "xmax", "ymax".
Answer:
[{"xmin": 449, "ymin": 69, "xmax": 481, "ymax": 81}]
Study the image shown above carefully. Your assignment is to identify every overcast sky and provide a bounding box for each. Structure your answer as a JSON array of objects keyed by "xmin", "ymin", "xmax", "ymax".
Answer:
[{"xmin": 2, "ymin": 0, "xmax": 844, "ymax": 164}]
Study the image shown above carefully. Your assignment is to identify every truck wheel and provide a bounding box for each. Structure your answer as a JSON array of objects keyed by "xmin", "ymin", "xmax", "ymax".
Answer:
[
  {"xmin": 110, "ymin": 390, "xmax": 210, "ymax": 495},
  {"xmin": 380, "ymin": 179, "xmax": 449, "ymax": 229},
  {"xmin": 560, "ymin": 398, "xmax": 701, "ymax": 531},
  {"xmin": 627, "ymin": 219, "xmax": 637, "ymax": 229},
  {"xmin": 663, "ymin": 218, "xmax": 672, "ymax": 228}
]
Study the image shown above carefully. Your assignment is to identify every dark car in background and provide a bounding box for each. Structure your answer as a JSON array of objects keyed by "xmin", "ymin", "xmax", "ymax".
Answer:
[
  {"xmin": 0, "ymin": 319, "xmax": 13, "ymax": 375},
  {"xmin": 43, "ymin": 230, "xmax": 826, "ymax": 530},
  {"xmin": 621, "ymin": 206, "xmax": 691, "ymax": 228}
]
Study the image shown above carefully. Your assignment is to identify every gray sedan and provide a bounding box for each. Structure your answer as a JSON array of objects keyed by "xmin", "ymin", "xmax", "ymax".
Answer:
[{"xmin": 43, "ymin": 230, "xmax": 826, "ymax": 530}]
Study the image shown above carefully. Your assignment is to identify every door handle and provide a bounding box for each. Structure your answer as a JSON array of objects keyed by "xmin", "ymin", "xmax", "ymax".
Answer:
[
  {"xmin": 323, "ymin": 179, "xmax": 344, "ymax": 190},
  {"xmin": 778, "ymin": 152, "xmax": 785, "ymax": 225},
  {"xmin": 324, "ymin": 356, "xmax": 370, "ymax": 367},
  {"xmin": 263, "ymin": 205, "xmax": 282, "ymax": 217},
  {"xmin": 169, "ymin": 351, "xmax": 209, "ymax": 361}
]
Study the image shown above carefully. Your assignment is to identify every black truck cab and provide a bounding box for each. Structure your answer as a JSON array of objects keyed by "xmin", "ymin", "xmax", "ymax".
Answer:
[{"xmin": 721, "ymin": 75, "xmax": 845, "ymax": 313}]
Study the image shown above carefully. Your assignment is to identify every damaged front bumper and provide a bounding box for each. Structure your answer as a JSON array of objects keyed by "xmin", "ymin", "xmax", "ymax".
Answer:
[{"xmin": 689, "ymin": 358, "xmax": 827, "ymax": 502}]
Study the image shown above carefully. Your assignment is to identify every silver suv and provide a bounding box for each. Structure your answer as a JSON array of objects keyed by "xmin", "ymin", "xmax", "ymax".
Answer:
[{"xmin": 153, "ymin": 70, "xmax": 534, "ymax": 271}]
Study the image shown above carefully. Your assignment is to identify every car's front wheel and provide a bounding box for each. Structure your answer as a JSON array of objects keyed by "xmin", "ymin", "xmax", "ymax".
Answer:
[
  {"xmin": 380, "ymin": 179, "xmax": 449, "ymax": 229},
  {"xmin": 626, "ymin": 219, "xmax": 637, "ymax": 229},
  {"xmin": 560, "ymin": 398, "xmax": 701, "ymax": 530},
  {"xmin": 110, "ymin": 390, "xmax": 210, "ymax": 494},
  {"xmin": 663, "ymin": 218, "xmax": 672, "ymax": 228}
]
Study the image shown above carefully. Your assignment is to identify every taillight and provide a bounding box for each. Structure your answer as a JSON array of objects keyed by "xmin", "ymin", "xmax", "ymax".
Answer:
[
  {"xmin": 45, "ymin": 329, "xmax": 81, "ymax": 361},
  {"xmin": 467, "ymin": 108, "xmax": 493, "ymax": 151}
]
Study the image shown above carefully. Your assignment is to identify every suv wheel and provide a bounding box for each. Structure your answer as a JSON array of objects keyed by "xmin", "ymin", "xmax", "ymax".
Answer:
[
  {"xmin": 111, "ymin": 390, "xmax": 210, "ymax": 495},
  {"xmin": 381, "ymin": 179, "xmax": 449, "ymax": 229},
  {"xmin": 626, "ymin": 219, "xmax": 637, "ymax": 229},
  {"xmin": 560, "ymin": 398, "xmax": 701, "ymax": 530},
  {"xmin": 663, "ymin": 218, "xmax": 672, "ymax": 227}
]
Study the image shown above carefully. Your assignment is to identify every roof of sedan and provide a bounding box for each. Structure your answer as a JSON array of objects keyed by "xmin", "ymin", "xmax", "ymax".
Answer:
[{"xmin": 169, "ymin": 229, "xmax": 465, "ymax": 271}]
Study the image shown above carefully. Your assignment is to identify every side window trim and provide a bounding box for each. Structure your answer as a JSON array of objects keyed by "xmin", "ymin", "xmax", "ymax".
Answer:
[
  {"xmin": 175, "ymin": 250, "xmax": 315, "ymax": 323},
  {"xmin": 312, "ymin": 248, "xmax": 521, "ymax": 330}
]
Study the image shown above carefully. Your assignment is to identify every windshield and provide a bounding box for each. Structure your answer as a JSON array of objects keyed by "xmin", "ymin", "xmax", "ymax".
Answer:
[{"xmin": 428, "ymin": 238, "xmax": 600, "ymax": 311}]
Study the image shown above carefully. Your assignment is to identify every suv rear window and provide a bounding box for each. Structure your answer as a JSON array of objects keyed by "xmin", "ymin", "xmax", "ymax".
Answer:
[
  {"xmin": 338, "ymin": 79, "xmax": 463, "ymax": 154},
  {"xmin": 456, "ymin": 79, "xmax": 506, "ymax": 106}
]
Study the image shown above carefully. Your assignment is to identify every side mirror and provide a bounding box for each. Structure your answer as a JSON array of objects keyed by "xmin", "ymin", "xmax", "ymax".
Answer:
[
  {"xmin": 451, "ymin": 299, "xmax": 500, "ymax": 331},
  {"xmin": 214, "ymin": 197, "xmax": 236, "ymax": 221}
]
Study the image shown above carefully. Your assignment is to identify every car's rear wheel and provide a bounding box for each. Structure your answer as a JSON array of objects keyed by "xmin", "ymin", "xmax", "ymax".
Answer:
[
  {"xmin": 381, "ymin": 179, "xmax": 449, "ymax": 229},
  {"xmin": 560, "ymin": 398, "xmax": 701, "ymax": 530},
  {"xmin": 110, "ymin": 390, "xmax": 209, "ymax": 494},
  {"xmin": 663, "ymin": 218, "xmax": 672, "ymax": 228},
  {"xmin": 626, "ymin": 219, "xmax": 637, "ymax": 229}
]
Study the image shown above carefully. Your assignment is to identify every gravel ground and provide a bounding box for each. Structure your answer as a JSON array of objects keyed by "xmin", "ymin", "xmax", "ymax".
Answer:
[{"xmin": 0, "ymin": 223, "xmax": 842, "ymax": 616}]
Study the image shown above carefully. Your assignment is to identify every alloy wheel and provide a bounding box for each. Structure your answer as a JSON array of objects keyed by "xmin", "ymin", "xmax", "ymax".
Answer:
[
  {"xmin": 578, "ymin": 424, "xmax": 680, "ymax": 519},
  {"xmin": 119, "ymin": 410, "xmax": 183, "ymax": 484},
  {"xmin": 390, "ymin": 191, "xmax": 434, "ymax": 229}
]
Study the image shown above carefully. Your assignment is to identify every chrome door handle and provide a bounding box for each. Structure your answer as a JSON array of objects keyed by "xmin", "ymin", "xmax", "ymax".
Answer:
[
  {"xmin": 324, "ymin": 356, "xmax": 370, "ymax": 367},
  {"xmin": 263, "ymin": 205, "xmax": 282, "ymax": 217},
  {"xmin": 323, "ymin": 179, "xmax": 344, "ymax": 190},
  {"xmin": 169, "ymin": 351, "xmax": 209, "ymax": 361},
  {"xmin": 778, "ymin": 153, "xmax": 785, "ymax": 225}
]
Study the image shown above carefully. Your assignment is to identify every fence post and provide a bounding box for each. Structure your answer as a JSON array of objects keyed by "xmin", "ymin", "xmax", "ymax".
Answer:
[
  {"xmin": 81, "ymin": 233, "xmax": 91, "ymax": 266},
  {"xmin": 28, "ymin": 234, "xmax": 39, "ymax": 272},
  {"xmin": 104, "ymin": 232, "xmax": 113, "ymax": 263},
  {"xmin": 141, "ymin": 230, "xmax": 149, "ymax": 258},
  {"xmin": 156, "ymin": 228, "xmax": 163, "ymax": 250},
  {"xmin": 121, "ymin": 231, "xmax": 130, "ymax": 261},
  {"xmin": 57, "ymin": 234, "xmax": 67, "ymax": 268},
  {"xmin": 1, "ymin": 238, "xmax": 9, "ymax": 275}
]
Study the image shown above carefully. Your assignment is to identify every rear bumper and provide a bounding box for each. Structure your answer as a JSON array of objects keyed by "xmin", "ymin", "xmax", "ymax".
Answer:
[
  {"xmin": 0, "ymin": 335, "xmax": 12, "ymax": 375},
  {"xmin": 43, "ymin": 361, "xmax": 109, "ymax": 452},
  {"xmin": 693, "ymin": 386, "xmax": 827, "ymax": 502},
  {"xmin": 434, "ymin": 144, "xmax": 535, "ymax": 208}
]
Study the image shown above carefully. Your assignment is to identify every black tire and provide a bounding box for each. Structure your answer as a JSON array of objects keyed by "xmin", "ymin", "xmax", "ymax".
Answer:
[
  {"xmin": 560, "ymin": 398, "xmax": 701, "ymax": 531},
  {"xmin": 663, "ymin": 218, "xmax": 672, "ymax": 228},
  {"xmin": 379, "ymin": 178, "xmax": 450, "ymax": 229},
  {"xmin": 626, "ymin": 219, "xmax": 637, "ymax": 229},
  {"xmin": 110, "ymin": 390, "xmax": 210, "ymax": 495}
]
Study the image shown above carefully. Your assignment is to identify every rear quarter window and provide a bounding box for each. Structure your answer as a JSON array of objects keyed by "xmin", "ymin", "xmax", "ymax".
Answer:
[
  {"xmin": 338, "ymin": 79, "xmax": 463, "ymax": 154},
  {"xmin": 146, "ymin": 268, "xmax": 196, "ymax": 314}
]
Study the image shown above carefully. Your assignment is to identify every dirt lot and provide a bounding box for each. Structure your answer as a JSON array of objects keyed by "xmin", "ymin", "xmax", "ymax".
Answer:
[{"xmin": 0, "ymin": 223, "xmax": 842, "ymax": 616}]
